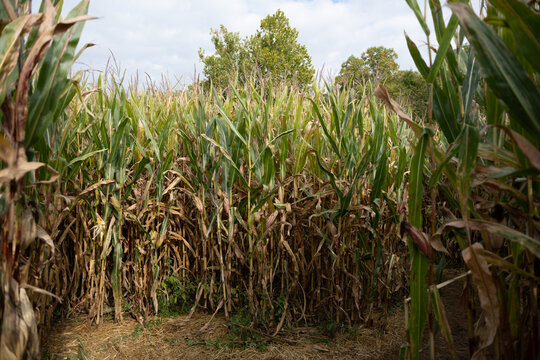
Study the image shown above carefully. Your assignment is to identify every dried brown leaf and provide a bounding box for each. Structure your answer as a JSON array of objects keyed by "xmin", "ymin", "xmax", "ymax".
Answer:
[
  {"xmin": 0, "ymin": 160, "xmax": 44, "ymax": 183},
  {"xmin": 494, "ymin": 125, "xmax": 540, "ymax": 172},
  {"xmin": 77, "ymin": 179, "xmax": 115, "ymax": 197},
  {"xmin": 19, "ymin": 288, "xmax": 40, "ymax": 359},
  {"xmin": 434, "ymin": 219, "xmax": 540, "ymax": 258},
  {"xmin": 1, "ymin": 0, "xmax": 17, "ymax": 20},
  {"xmin": 53, "ymin": 15, "xmax": 96, "ymax": 37},
  {"xmin": 192, "ymin": 195, "xmax": 203, "ymax": 212},
  {"xmin": 0, "ymin": 14, "xmax": 43, "ymax": 91},
  {"xmin": 462, "ymin": 243, "xmax": 499, "ymax": 359},
  {"xmin": 400, "ymin": 221, "xmax": 442, "ymax": 258},
  {"xmin": 36, "ymin": 225, "xmax": 54, "ymax": 257},
  {"xmin": 374, "ymin": 84, "xmax": 422, "ymax": 137},
  {"xmin": 20, "ymin": 283, "xmax": 62, "ymax": 302},
  {"xmin": 266, "ymin": 210, "xmax": 279, "ymax": 229},
  {"xmin": 34, "ymin": 164, "xmax": 59, "ymax": 184}
]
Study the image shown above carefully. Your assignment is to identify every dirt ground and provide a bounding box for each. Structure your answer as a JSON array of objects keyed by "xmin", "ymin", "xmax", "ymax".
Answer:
[{"xmin": 43, "ymin": 270, "xmax": 470, "ymax": 360}]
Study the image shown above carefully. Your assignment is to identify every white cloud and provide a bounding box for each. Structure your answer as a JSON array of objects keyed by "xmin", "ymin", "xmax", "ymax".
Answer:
[{"xmin": 60, "ymin": 0, "xmax": 435, "ymax": 84}]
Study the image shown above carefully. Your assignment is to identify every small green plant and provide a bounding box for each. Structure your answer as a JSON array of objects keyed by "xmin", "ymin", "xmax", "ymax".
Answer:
[
  {"xmin": 157, "ymin": 276, "xmax": 197, "ymax": 317},
  {"xmin": 66, "ymin": 338, "xmax": 88, "ymax": 360},
  {"xmin": 131, "ymin": 325, "xmax": 144, "ymax": 338}
]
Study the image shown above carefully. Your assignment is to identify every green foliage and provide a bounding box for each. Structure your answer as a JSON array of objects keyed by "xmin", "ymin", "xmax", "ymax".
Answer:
[
  {"xmin": 336, "ymin": 48, "xmax": 427, "ymax": 120},
  {"xmin": 396, "ymin": 0, "xmax": 540, "ymax": 358},
  {"xmin": 334, "ymin": 55, "xmax": 365, "ymax": 93},
  {"xmin": 199, "ymin": 9, "xmax": 314, "ymax": 89},
  {"xmin": 158, "ymin": 275, "xmax": 197, "ymax": 317},
  {"xmin": 386, "ymin": 70, "xmax": 428, "ymax": 120},
  {"xmin": 248, "ymin": 10, "xmax": 314, "ymax": 87},
  {"xmin": 336, "ymin": 46, "xmax": 399, "ymax": 91},
  {"xmin": 360, "ymin": 46, "xmax": 399, "ymax": 83},
  {"xmin": 197, "ymin": 25, "xmax": 250, "ymax": 90}
]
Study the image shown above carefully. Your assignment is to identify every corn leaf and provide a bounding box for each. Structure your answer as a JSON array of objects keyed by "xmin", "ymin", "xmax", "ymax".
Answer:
[{"xmin": 449, "ymin": 2, "xmax": 540, "ymax": 139}]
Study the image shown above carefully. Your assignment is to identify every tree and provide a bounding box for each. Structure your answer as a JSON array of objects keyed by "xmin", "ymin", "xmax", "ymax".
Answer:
[
  {"xmin": 336, "ymin": 46, "xmax": 398, "ymax": 92},
  {"xmin": 248, "ymin": 10, "xmax": 314, "ymax": 87},
  {"xmin": 199, "ymin": 10, "xmax": 314, "ymax": 89},
  {"xmin": 198, "ymin": 25, "xmax": 250, "ymax": 90},
  {"xmin": 336, "ymin": 47, "xmax": 427, "ymax": 120},
  {"xmin": 334, "ymin": 55, "xmax": 366, "ymax": 92},
  {"xmin": 386, "ymin": 70, "xmax": 428, "ymax": 120},
  {"xmin": 360, "ymin": 46, "xmax": 398, "ymax": 84}
]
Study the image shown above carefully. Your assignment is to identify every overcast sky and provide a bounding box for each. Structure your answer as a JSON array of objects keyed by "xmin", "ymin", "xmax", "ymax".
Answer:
[{"xmin": 60, "ymin": 0, "xmax": 440, "ymax": 85}]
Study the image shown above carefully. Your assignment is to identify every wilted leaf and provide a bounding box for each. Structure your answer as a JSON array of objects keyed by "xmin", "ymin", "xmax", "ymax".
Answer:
[
  {"xmin": 36, "ymin": 225, "xmax": 55, "ymax": 257},
  {"xmin": 266, "ymin": 210, "xmax": 279, "ymax": 229},
  {"xmin": 374, "ymin": 84, "xmax": 422, "ymax": 137},
  {"xmin": 430, "ymin": 286, "xmax": 458, "ymax": 360},
  {"xmin": 19, "ymin": 288, "xmax": 40, "ymax": 359},
  {"xmin": 0, "ymin": 14, "xmax": 43, "ymax": 92},
  {"xmin": 401, "ymin": 221, "xmax": 449, "ymax": 257},
  {"xmin": 494, "ymin": 125, "xmax": 540, "ymax": 172},
  {"xmin": 434, "ymin": 219, "xmax": 540, "ymax": 258},
  {"xmin": 78, "ymin": 179, "xmax": 115, "ymax": 197},
  {"xmin": 400, "ymin": 221, "xmax": 432, "ymax": 258},
  {"xmin": 0, "ymin": 160, "xmax": 44, "ymax": 183},
  {"xmin": 462, "ymin": 243, "xmax": 499, "ymax": 359}
]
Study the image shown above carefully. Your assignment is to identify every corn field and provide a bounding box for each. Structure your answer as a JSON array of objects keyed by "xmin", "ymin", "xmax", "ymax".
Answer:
[{"xmin": 1, "ymin": 0, "xmax": 539, "ymax": 359}]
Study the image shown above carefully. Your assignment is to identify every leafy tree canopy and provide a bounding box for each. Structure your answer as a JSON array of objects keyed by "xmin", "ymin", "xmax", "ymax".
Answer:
[
  {"xmin": 199, "ymin": 10, "xmax": 314, "ymax": 89},
  {"xmin": 386, "ymin": 70, "xmax": 428, "ymax": 120},
  {"xmin": 336, "ymin": 46, "xmax": 399, "ymax": 90},
  {"xmin": 336, "ymin": 46, "xmax": 427, "ymax": 120}
]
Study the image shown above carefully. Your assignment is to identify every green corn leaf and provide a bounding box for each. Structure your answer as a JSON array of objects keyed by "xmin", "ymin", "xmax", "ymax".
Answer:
[
  {"xmin": 448, "ymin": 2, "xmax": 540, "ymax": 140},
  {"xmin": 406, "ymin": 0, "xmax": 430, "ymax": 36},
  {"xmin": 133, "ymin": 103, "xmax": 161, "ymax": 162},
  {"xmin": 461, "ymin": 53, "xmax": 480, "ymax": 121},
  {"xmin": 200, "ymin": 133, "xmax": 248, "ymax": 187},
  {"xmin": 251, "ymin": 129, "xmax": 294, "ymax": 170},
  {"xmin": 430, "ymin": 286, "xmax": 459, "ymax": 360},
  {"xmin": 433, "ymin": 83, "xmax": 460, "ymax": 143},
  {"xmin": 339, "ymin": 153, "xmax": 369, "ymax": 217},
  {"xmin": 429, "ymin": 144, "xmax": 459, "ymax": 187},
  {"xmin": 489, "ymin": 0, "xmax": 540, "ymax": 74},
  {"xmin": 405, "ymin": 34, "xmax": 429, "ymax": 79},
  {"xmin": 429, "ymin": 0, "xmax": 446, "ymax": 43},
  {"xmin": 371, "ymin": 141, "xmax": 388, "ymax": 203},
  {"xmin": 26, "ymin": 0, "xmax": 91, "ymax": 147},
  {"xmin": 311, "ymin": 145, "xmax": 343, "ymax": 200},
  {"xmin": 310, "ymin": 98, "xmax": 341, "ymax": 157},
  {"xmin": 409, "ymin": 127, "xmax": 430, "ymax": 232},
  {"xmin": 261, "ymin": 147, "xmax": 274, "ymax": 185},
  {"xmin": 216, "ymin": 105, "xmax": 248, "ymax": 149},
  {"xmin": 457, "ymin": 124, "xmax": 479, "ymax": 178},
  {"xmin": 426, "ymin": 15, "xmax": 459, "ymax": 84},
  {"xmin": 408, "ymin": 129, "xmax": 430, "ymax": 359},
  {"xmin": 67, "ymin": 149, "xmax": 107, "ymax": 167}
]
